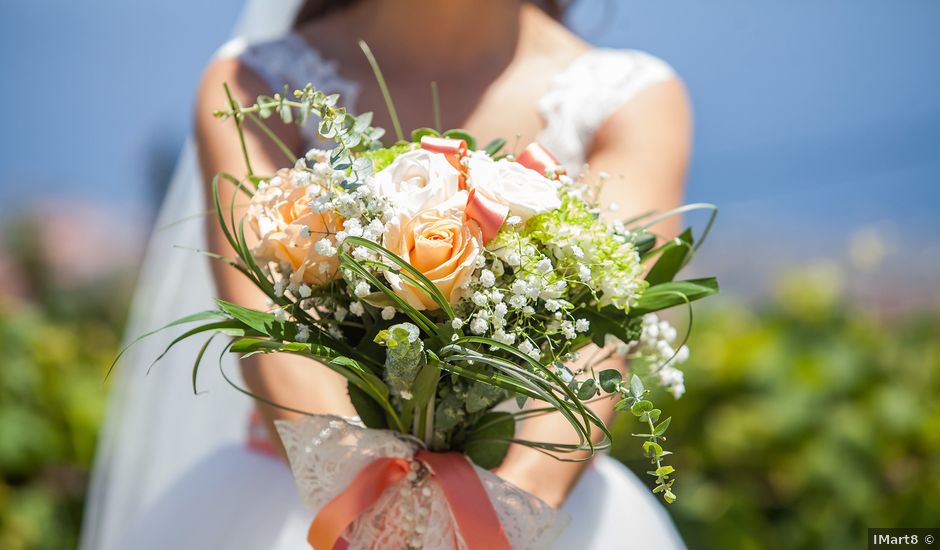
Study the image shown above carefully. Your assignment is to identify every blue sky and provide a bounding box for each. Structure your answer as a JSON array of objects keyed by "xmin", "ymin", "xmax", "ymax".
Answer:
[{"xmin": 2, "ymin": 0, "xmax": 938, "ymax": 297}]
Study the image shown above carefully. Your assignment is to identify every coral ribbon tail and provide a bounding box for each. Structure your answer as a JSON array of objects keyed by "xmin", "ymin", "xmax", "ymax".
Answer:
[
  {"xmin": 516, "ymin": 142, "xmax": 565, "ymax": 177},
  {"xmin": 307, "ymin": 457, "xmax": 410, "ymax": 550},
  {"xmin": 417, "ymin": 450, "xmax": 512, "ymax": 550}
]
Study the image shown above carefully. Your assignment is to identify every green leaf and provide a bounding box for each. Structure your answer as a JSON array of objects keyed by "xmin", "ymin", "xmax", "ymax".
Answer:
[
  {"xmin": 572, "ymin": 306, "xmax": 641, "ymax": 347},
  {"xmin": 655, "ymin": 465, "xmax": 675, "ymax": 476},
  {"xmin": 411, "ymin": 127, "xmax": 440, "ymax": 142},
  {"xmin": 442, "ymin": 129, "xmax": 477, "ymax": 150},
  {"xmin": 577, "ymin": 378, "xmax": 597, "ymax": 400},
  {"xmin": 108, "ymin": 309, "xmax": 226, "ymax": 377},
  {"xmin": 640, "ymin": 408, "xmax": 662, "ymax": 423},
  {"xmin": 630, "ymin": 374, "xmax": 645, "ymax": 399},
  {"xmin": 466, "ymin": 381, "xmax": 508, "ymax": 413},
  {"xmin": 643, "ymin": 441, "xmax": 664, "ymax": 458},
  {"xmin": 645, "ymin": 228, "xmax": 694, "ymax": 285},
  {"xmin": 191, "ymin": 335, "xmax": 217, "ymax": 395},
  {"xmin": 463, "ymin": 412, "xmax": 515, "ymax": 469},
  {"xmin": 630, "ymin": 230, "xmax": 658, "ymax": 257},
  {"xmin": 482, "ymin": 138, "xmax": 507, "ymax": 156},
  {"xmin": 354, "ymin": 111, "xmax": 374, "ymax": 133},
  {"xmin": 654, "ymin": 417, "xmax": 672, "ymax": 436},
  {"xmin": 632, "ymin": 278, "xmax": 720, "ymax": 315},
  {"xmin": 410, "ymin": 361, "xmax": 441, "ymax": 413},
  {"xmin": 328, "ymin": 356, "xmax": 403, "ymax": 431},
  {"xmin": 217, "ymin": 300, "xmax": 278, "ymax": 335},
  {"xmin": 348, "ymin": 383, "xmax": 388, "ymax": 429},
  {"xmin": 150, "ymin": 320, "xmax": 247, "ymax": 369},
  {"xmin": 631, "ymin": 400, "xmax": 654, "ymax": 417},
  {"xmin": 599, "ymin": 369, "xmax": 623, "ymax": 393},
  {"xmin": 228, "ymin": 337, "xmax": 338, "ymax": 360}
]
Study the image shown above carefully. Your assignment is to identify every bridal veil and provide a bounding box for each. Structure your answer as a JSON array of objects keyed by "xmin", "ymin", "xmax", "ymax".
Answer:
[{"xmin": 79, "ymin": 2, "xmax": 303, "ymax": 549}]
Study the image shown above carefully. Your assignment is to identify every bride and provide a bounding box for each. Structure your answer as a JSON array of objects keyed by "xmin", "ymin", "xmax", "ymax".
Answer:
[{"xmin": 81, "ymin": 0, "xmax": 690, "ymax": 548}]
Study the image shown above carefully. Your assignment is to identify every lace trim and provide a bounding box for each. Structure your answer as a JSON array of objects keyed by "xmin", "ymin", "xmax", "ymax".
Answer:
[
  {"xmin": 219, "ymin": 33, "xmax": 361, "ymax": 145},
  {"xmin": 536, "ymin": 48, "xmax": 675, "ymax": 173}
]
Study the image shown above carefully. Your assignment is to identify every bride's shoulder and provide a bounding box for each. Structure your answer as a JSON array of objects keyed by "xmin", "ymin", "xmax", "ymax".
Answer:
[
  {"xmin": 194, "ymin": 40, "xmax": 273, "ymax": 126},
  {"xmin": 193, "ymin": 35, "xmax": 308, "ymax": 153},
  {"xmin": 539, "ymin": 44, "xmax": 686, "ymax": 139}
]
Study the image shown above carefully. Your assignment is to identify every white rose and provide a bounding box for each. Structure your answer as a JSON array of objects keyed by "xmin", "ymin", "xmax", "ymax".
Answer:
[
  {"xmin": 467, "ymin": 154, "xmax": 561, "ymax": 220},
  {"xmin": 373, "ymin": 149, "xmax": 461, "ymax": 216}
]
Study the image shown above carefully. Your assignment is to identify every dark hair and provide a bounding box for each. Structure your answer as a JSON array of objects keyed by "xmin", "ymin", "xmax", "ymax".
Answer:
[{"xmin": 294, "ymin": 0, "xmax": 566, "ymax": 27}]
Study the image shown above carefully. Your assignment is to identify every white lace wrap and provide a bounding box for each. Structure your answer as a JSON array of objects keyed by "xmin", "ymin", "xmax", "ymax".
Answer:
[{"xmin": 276, "ymin": 415, "xmax": 569, "ymax": 550}]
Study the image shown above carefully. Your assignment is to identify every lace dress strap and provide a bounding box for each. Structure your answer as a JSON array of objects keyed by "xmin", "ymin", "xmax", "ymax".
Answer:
[
  {"xmin": 218, "ymin": 34, "xmax": 360, "ymax": 146},
  {"xmin": 536, "ymin": 48, "xmax": 675, "ymax": 172}
]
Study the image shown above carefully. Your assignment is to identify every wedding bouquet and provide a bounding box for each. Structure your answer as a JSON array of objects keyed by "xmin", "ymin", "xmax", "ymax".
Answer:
[{"xmin": 130, "ymin": 48, "xmax": 718, "ymax": 549}]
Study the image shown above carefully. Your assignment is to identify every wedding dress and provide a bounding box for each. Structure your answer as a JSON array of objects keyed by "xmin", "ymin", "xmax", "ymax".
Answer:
[{"xmin": 80, "ymin": 11, "xmax": 685, "ymax": 550}]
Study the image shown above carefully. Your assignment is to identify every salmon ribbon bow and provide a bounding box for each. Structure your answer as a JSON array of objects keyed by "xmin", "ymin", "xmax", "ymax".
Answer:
[{"xmin": 307, "ymin": 449, "xmax": 512, "ymax": 550}]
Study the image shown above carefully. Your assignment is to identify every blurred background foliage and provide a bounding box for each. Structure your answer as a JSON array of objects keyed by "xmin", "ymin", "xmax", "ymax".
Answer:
[
  {"xmin": 614, "ymin": 264, "xmax": 940, "ymax": 549},
  {"xmin": 0, "ymin": 219, "xmax": 131, "ymax": 550},
  {"xmin": 2, "ymin": 210, "xmax": 938, "ymax": 549}
]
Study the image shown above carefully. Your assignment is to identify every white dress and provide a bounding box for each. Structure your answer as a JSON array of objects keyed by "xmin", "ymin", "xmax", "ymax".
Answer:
[{"xmin": 95, "ymin": 33, "xmax": 684, "ymax": 550}]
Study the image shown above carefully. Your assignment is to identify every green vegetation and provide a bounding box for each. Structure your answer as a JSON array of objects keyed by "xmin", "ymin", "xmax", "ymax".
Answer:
[
  {"xmin": 0, "ymin": 299, "xmax": 118, "ymax": 550},
  {"xmin": 0, "ymin": 221, "xmax": 128, "ymax": 550},
  {"xmin": 613, "ymin": 269, "xmax": 940, "ymax": 549}
]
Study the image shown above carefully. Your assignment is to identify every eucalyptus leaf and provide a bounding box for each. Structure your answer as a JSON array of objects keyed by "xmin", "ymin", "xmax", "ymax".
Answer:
[
  {"xmin": 599, "ymin": 369, "xmax": 623, "ymax": 393},
  {"xmin": 654, "ymin": 417, "xmax": 672, "ymax": 436},
  {"xmin": 643, "ymin": 441, "xmax": 664, "ymax": 458},
  {"xmin": 577, "ymin": 378, "xmax": 597, "ymax": 400},
  {"xmin": 631, "ymin": 400, "xmax": 654, "ymax": 417},
  {"xmin": 630, "ymin": 374, "xmax": 645, "ymax": 399}
]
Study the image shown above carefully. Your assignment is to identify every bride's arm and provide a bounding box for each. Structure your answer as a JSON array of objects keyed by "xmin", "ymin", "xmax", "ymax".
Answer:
[
  {"xmin": 494, "ymin": 77, "xmax": 692, "ymax": 508},
  {"xmin": 194, "ymin": 58, "xmax": 357, "ymax": 457}
]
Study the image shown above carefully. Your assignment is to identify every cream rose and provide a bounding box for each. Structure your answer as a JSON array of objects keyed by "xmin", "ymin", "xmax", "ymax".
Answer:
[
  {"xmin": 467, "ymin": 154, "xmax": 561, "ymax": 220},
  {"xmin": 374, "ymin": 149, "xmax": 461, "ymax": 215},
  {"xmin": 246, "ymin": 169, "xmax": 341, "ymax": 286},
  {"xmin": 382, "ymin": 192, "xmax": 481, "ymax": 310}
]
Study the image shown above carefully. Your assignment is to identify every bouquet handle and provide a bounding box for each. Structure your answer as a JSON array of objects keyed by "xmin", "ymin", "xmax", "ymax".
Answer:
[{"xmin": 309, "ymin": 450, "xmax": 510, "ymax": 550}]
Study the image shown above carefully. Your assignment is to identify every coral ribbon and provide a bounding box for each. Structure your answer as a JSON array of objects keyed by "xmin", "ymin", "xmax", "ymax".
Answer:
[
  {"xmin": 464, "ymin": 187, "xmax": 509, "ymax": 244},
  {"xmin": 421, "ymin": 135, "xmax": 469, "ymax": 190},
  {"xmin": 516, "ymin": 142, "xmax": 565, "ymax": 177},
  {"xmin": 307, "ymin": 450, "xmax": 510, "ymax": 550}
]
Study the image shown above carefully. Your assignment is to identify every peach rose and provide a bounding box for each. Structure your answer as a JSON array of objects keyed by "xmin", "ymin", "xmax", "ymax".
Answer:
[
  {"xmin": 246, "ymin": 169, "xmax": 341, "ymax": 287},
  {"xmin": 382, "ymin": 191, "xmax": 482, "ymax": 310}
]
